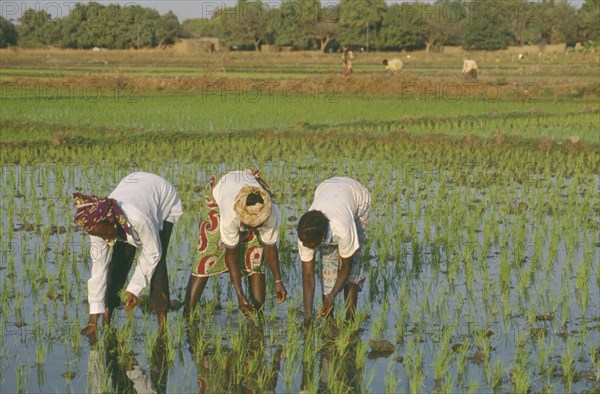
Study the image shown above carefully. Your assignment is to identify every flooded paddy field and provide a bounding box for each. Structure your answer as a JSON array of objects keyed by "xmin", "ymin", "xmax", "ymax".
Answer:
[{"xmin": 1, "ymin": 49, "xmax": 599, "ymax": 393}]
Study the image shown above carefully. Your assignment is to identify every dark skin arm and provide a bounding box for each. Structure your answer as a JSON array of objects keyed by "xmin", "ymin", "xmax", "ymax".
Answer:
[
  {"xmin": 263, "ymin": 244, "xmax": 287, "ymax": 303},
  {"xmin": 319, "ymin": 254, "xmax": 353, "ymax": 317},
  {"xmin": 225, "ymin": 246, "xmax": 255, "ymax": 316},
  {"xmin": 302, "ymin": 259, "xmax": 316, "ymax": 326}
]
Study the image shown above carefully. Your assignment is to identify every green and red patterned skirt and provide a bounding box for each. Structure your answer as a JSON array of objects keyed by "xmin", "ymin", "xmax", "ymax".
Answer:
[{"xmin": 192, "ymin": 194, "xmax": 265, "ymax": 278}]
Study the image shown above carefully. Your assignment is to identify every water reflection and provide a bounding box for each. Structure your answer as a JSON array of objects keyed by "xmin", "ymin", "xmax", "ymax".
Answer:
[
  {"xmin": 301, "ymin": 329, "xmax": 365, "ymax": 394},
  {"xmin": 87, "ymin": 330, "xmax": 168, "ymax": 393},
  {"xmin": 187, "ymin": 321, "xmax": 282, "ymax": 393}
]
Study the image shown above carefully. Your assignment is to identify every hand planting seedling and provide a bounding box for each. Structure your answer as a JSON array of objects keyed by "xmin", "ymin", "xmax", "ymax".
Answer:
[
  {"xmin": 183, "ymin": 170, "xmax": 287, "ymax": 320},
  {"xmin": 297, "ymin": 177, "xmax": 370, "ymax": 325},
  {"xmin": 73, "ymin": 172, "xmax": 183, "ymax": 338}
]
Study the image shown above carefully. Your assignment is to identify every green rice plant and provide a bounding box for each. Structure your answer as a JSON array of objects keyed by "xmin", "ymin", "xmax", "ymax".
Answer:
[
  {"xmin": 559, "ymin": 282, "xmax": 571, "ymax": 328},
  {"xmin": 384, "ymin": 357, "xmax": 400, "ymax": 394},
  {"xmin": 486, "ymin": 357, "xmax": 504, "ymax": 389},
  {"xmin": 71, "ymin": 321, "xmax": 82, "ymax": 355},
  {"xmin": 16, "ymin": 363, "xmax": 27, "ymax": 394},
  {"xmin": 467, "ymin": 377, "xmax": 480, "ymax": 394},
  {"xmin": 574, "ymin": 251, "xmax": 591, "ymax": 315},
  {"xmin": 36, "ymin": 340, "xmax": 47, "ymax": 364},
  {"xmin": 510, "ymin": 364, "xmax": 532, "ymax": 394},
  {"xmin": 230, "ymin": 332, "xmax": 250, "ymax": 386},
  {"xmin": 404, "ymin": 336, "xmax": 424, "ymax": 394},
  {"xmin": 535, "ymin": 334, "xmax": 555, "ymax": 378},
  {"xmin": 355, "ymin": 340, "xmax": 368, "ymax": 368},
  {"xmin": 432, "ymin": 330, "xmax": 452, "ymax": 382},
  {"xmin": 456, "ymin": 345, "xmax": 469, "ymax": 377},
  {"xmin": 372, "ymin": 297, "xmax": 389, "ymax": 341},
  {"xmin": 590, "ymin": 344, "xmax": 600, "ymax": 382},
  {"xmin": 561, "ymin": 336, "xmax": 579, "ymax": 391}
]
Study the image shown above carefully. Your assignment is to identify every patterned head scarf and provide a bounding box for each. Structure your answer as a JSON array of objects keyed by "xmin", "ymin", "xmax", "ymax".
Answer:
[
  {"xmin": 73, "ymin": 192, "xmax": 132, "ymax": 236},
  {"xmin": 233, "ymin": 185, "xmax": 272, "ymax": 228}
]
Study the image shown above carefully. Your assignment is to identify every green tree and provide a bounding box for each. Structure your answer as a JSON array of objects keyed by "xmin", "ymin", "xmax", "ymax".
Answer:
[
  {"xmin": 181, "ymin": 18, "xmax": 223, "ymax": 38},
  {"xmin": 0, "ymin": 16, "xmax": 18, "ymax": 47},
  {"xmin": 381, "ymin": 3, "xmax": 425, "ymax": 51},
  {"xmin": 15, "ymin": 2, "xmax": 178, "ymax": 49},
  {"xmin": 421, "ymin": 1, "xmax": 464, "ymax": 52},
  {"xmin": 579, "ymin": 0, "xmax": 600, "ymax": 43},
  {"xmin": 462, "ymin": 0, "xmax": 512, "ymax": 50},
  {"xmin": 155, "ymin": 11, "xmax": 180, "ymax": 47},
  {"xmin": 18, "ymin": 9, "xmax": 52, "ymax": 47},
  {"xmin": 311, "ymin": 3, "xmax": 339, "ymax": 52},
  {"xmin": 269, "ymin": 0, "xmax": 337, "ymax": 51},
  {"xmin": 270, "ymin": 0, "xmax": 316, "ymax": 48},
  {"xmin": 493, "ymin": 0, "xmax": 538, "ymax": 45},
  {"xmin": 337, "ymin": 0, "xmax": 386, "ymax": 50},
  {"xmin": 534, "ymin": 0, "xmax": 578, "ymax": 46},
  {"xmin": 127, "ymin": 5, "xmax": 162, "ymax": 48},
  {"xmin": 221, "ymin": 0, "xmax": 270, "ymax": 51}
]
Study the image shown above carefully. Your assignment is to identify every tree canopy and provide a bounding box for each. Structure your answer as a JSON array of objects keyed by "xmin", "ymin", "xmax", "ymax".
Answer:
[
  {"xmin": 5, "ymin": 0, "xmax": 598, "ymax": 51},
  {"xmin": 0, "ymin": 16, "xmax": 18, "ymax": 48}
]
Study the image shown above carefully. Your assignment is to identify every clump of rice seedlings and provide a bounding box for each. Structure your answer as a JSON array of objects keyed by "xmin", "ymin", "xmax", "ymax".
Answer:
[
  {"xmin": 282, "ymin": 314, "xmax": 301, "ymax": 392},
  {"xmin": 371, "ymin": 297, "xmax": 389, "ymax": 341},
  {"xmin": 535, "ymin": 334, "xmax": 555, "ymax": 379},
  {"xmin": 574, "ymin": 251, "xmax": 591, "ymax": 315},
  {"xmin": 404, "ymin": 335, "xmax": 424, "ymax": 394},
  {"xmin": 16, "ymin": 363, "xmax": 28, "ymax": 393},
  {"xmin": 485, "ymin": 357, "xmax": 504, "ymax": 390},
  {"xmin": 384, "ymin": 357, "xmax": 400, "ymax": 393},
  {"xmin": 510, "ymin": 330, "xmax": 532, "ymax": 394},
  {"xmin": 467, "ymin": 377, "xmax": 480, "ymax": 394},
  {"xmin": 432, "ymin": 328, "xmax": 452, "ymax": 383},
  {"xmin": 561, "ymin": 336, "xmax": 579, "ymax": 391},
  {"xmin": 36, "ymin": 340, "xmax": 47, "ymax": 364}
]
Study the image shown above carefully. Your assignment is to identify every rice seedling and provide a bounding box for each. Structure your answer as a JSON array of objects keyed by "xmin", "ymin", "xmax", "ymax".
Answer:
[
  {"xmin": 561, "ymin": 336, "xmax": 580, "ymax": 391},
  {"xmin": 384, "ymin": 357, "xmax": 400, "ymax": 393}
]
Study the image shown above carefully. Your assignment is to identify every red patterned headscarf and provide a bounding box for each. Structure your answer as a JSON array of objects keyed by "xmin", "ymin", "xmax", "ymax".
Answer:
[{"xmin": 73, "ymin": 192, "xmax": 132, "ymax": 236}]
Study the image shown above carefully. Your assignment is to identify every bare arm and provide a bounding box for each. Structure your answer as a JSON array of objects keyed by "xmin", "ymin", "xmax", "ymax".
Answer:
[
  {"xmin": 302, "ymin": 259, "xmax": 316, "ymax": 322},
  {"xmin": 225, "ymin": 246, "xmax": 254, "ymax": 315},
  {"xmin": 263, "ymin": 244, "xmax": 287, "ymax": 303}
]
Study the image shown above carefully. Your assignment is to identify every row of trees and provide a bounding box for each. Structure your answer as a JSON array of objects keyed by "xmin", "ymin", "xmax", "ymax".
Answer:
[
  {"xmin": 1, "ymin": 0, "xmax": 599, "ymax": 51},
  {"xmin": 1, "ymin": 3, "xmax": 180, "ymax": 49},
  {"xmin": 183, "ymin": 0, "xmax": 600, "ymax": 51}
]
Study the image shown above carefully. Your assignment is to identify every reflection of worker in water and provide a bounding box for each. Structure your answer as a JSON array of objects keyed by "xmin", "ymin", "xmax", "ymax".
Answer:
[
  {"xmin": 88, "ymin": 330, "xmax": 168, "ymax": 393},
  {"xmin": 301, "ymin": 331, "xmax": 364, "ymax": 393},
  {"xmin": 189, "ymin": 322, "xmax": 282, "ymax": 393}
]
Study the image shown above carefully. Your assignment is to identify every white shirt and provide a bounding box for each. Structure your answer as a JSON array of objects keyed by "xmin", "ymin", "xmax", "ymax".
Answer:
[
  {"xmin": 212, "ymin": 170, "xmax": 280, "ymax": 248},
  {"xmin": 462, "ymin": 59, "xmax": 478, "ymax": 74},
  {"xmin": 88, "ymin": 172, "xmax": 183, "ymax": 314},
  {"xmin": 298, "ymin": 177, "xmax": 370, "ymax": 261},
  {"xmin": 385, "ymin": 59, "xmax": 403, "ymax": 72}
]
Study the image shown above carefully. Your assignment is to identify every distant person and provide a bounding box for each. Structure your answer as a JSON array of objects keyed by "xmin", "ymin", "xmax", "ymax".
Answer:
[
  {"xmin": 183, "ymin": 169, "xmax": 287, "ymax": 318},
  {"xmin": 74, "ymin": 172, "xmax": 183, "ymax": 340},
  {"xmin": 297, "ymin": 177, "xmax": 371, "ymax": 327},
  {"xmin": 383, "ymin": 58, "xmax": 403, "ymax": 72},
  {"xmin": 341, "ymin": 46, "xmax": 354, "ymax": 76},
  {"xmin": 462, "ymin": 58, "xmax": 478, "ymax": 80}
]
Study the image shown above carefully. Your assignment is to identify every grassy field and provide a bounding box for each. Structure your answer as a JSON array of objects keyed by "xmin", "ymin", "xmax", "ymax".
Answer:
[{"xmin": 0, "ymin": 48, "xmax": 599, "ymax": 393}]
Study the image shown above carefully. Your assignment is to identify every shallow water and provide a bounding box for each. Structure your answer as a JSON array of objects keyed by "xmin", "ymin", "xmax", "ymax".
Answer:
[{"xmin": 1, "ymin": 163, "xmax": 599, "ymax": 393}]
